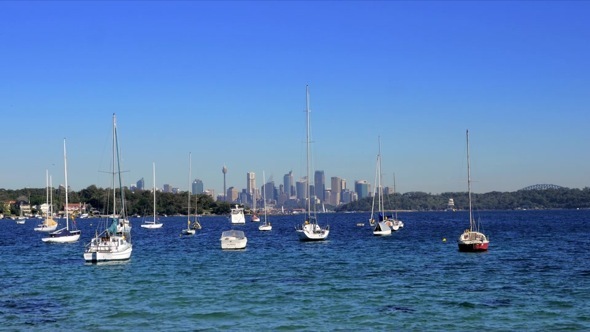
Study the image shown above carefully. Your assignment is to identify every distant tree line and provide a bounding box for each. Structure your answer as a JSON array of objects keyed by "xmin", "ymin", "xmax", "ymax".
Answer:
[
  {"xmin": 335, "ymin": 187, "xmax": 590, "ymax": 212},
  {"xmin": 0, "ymin": 185, "xmax": 237, "ymax": 216},
  {"xmin": 3, "ymin": 186, "xmax": 590, "ymax": 216}
]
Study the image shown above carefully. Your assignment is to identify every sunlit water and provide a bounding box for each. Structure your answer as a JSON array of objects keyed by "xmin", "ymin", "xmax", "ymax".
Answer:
[{"xmin": 1, "ymin": 210, "xmax": 589, "ymax": 330}]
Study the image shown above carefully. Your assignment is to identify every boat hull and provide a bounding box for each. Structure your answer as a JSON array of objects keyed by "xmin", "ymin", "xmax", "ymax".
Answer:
[
  {"xmin": 373, "ymin": 222, "xmax": 392, "ymax": 236},
  {"xmin": 34, "ymin": 224, "xmax": 58, "ymax": 232},
  {"xmin": 141, "ymin": 222, "xmax": 163, "ymax": 229},
  {"xmin": 258, "ymin": 224, "xmax": 272, "ymax": 231},
  {"xmin": 220, "ymin": 238, "xmax": 247, "ymax": 249},
  {"xmin": 297, "ymin": 223, "xmax": 329, "ymax": 241},
  {"xmin": 458, "ymin": 231, "xmax": 489, "ymax": 252},
  {"xmin": 84, "ymin": 236, "xmax": 132, "ymax": 262},
  {"xmin": 42, "ymin": 229, "xmax": 81, "ymax": 243},
  {"xmin": 458, "ymin": 242, "xmax": 489, "ymax": 252},
  {"xmin": 181, "ymin": 229, "xmax": 196, "ymax": 235}
]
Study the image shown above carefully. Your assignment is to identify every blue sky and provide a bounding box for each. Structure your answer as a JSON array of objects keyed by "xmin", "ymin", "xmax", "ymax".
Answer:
[{"xmin": 1, "ymin": 1, "xmax": 589, "ymax": 195}]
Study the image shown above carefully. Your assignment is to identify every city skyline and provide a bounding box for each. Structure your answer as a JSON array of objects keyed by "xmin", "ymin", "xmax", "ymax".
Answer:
[{"xmin": 2, "ymin": 2, "xmax": 590, "ymax": 195}]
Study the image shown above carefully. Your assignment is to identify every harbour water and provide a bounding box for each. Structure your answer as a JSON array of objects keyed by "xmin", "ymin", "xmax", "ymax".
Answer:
[{"xmin": 1, "ymin": 210, "xmax": 589, "ymax": 330}]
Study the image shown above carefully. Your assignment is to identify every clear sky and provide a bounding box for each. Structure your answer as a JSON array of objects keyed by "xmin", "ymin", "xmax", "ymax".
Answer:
[{"xmin": 1, "ymin": 1, "xmax": 589, "ymax": 195}]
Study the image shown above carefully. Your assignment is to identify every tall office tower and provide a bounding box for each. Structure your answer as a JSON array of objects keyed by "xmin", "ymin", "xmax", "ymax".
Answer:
[
  {"xmin": 222, "ymin": 165, "xmax": 228, "ymax": 202},
  {"xmin": 296, "ymin": 178, "xmax": 307, "ymax": 200},
  {"xmin": 136, "ymin": 178, "xmax": 145, "ymax": 191},
  {"xmin": 163, "ymin": 184, "xmax": 171, "ymax": 193},
  {"xmin": 314, "ymin": 170, "xmax": 325, "ymax": 203},
  {"xmin": 227, "ymin": 186, "xmax": 238, "ymax": 203},
  {"xmin": 284, "ymin": 171, "xmax": 294, "ymax": 198},
  {"xmin": 247, "ymin": 172, "xmax": 256, "ymax": 203},
  {"xmin": 192, "ymin": 179, "xmax": 204, "ymax": 194},
  {"xmin": 331, "ymin": 176, "xmax": 342, "ymax": 206},
  {"xmin": 355, "ymin": 180, "xmax": 371, "ymax": 199},
  {"xmin": 262, "ymin": 180, "xmax": 275, "ymax": 203}
]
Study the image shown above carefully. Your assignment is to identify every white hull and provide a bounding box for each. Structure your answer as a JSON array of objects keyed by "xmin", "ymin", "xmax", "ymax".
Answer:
[
  {"xmin": 42, "ymin": 231, "xmax": 81, "ymax": 243},
  {"xmin": 297, "ymin": 223, "xmax": 329, "ymax": 241},
  {"xmin": 220, "ymin": 230, "xmax": 247, "ymax": 249},
  {"xmin": 373, "ymin": 222, "xmax": 392, "ymax": 236},
  {"xmin": 220, "ymin": 237, "xmax": 247, "ymax": 249},
  {"xmin": 16, "ymin": 218, "xmax": 26, "ymax": 224},
  {"xmin": 84, "ymin": 235, "xmax": 132, "ymax": 262},
  {"xmin": 258, "ymin": 224, "xmax": 272, "ymax": 231},
  {"xmin": 141, "ymin": 222, "xmax": 163, "ymax": 229},
  {"xmin": 181, "ymin": 229, "xmax": 196, "ymax": 235}
]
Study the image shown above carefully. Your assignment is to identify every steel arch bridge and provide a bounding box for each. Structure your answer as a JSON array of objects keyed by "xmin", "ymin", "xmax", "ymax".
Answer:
[{"xmin": 520, "ymin": 184, "xmax": 564, "ymax": 190}]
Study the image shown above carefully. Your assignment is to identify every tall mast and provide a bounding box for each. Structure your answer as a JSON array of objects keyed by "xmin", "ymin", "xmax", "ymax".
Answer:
[
  {"xmin": 45, "ymin": 169, "xmax": 49, "ymax": 217},
  {"xmin": 306, "ymin": 85, "xmax": 312, "ymax": 219},
  {"xmin": 112, "ymin": 114, "xmax": 117, "ymax": 217},
  {"xmin": 114, "ymin": 114, "xmax": 126, "ymax": 218},
  {"xmin": 64, "ymin": 138, "xmax": 69, "ymax": 230},
  {"xmin": 466, "ymin": 129, "xmax": 473, "ymax": 231},
  {"xmin": 153, "ymin": 162, "xmax": 156, "ymax": 223},
  {"xmin": 378, "ymin": 136, "xmax": 383, "ymax": 216},
  {"xmin": 263, "ymin": 171, "xmax": 267, "ymax": 224},
  {"xmin": 188, "ymin": 152, "xmax": 192, "ymax": 223},
  {"xmin": 49, "ymin": 175, "xmax": 53, "ymax": 217}
]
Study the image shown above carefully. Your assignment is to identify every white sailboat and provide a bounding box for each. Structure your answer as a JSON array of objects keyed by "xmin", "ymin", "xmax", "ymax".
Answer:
[
  {"xmin": 141, "ymin": 162, "xmax": 163, "ymax": 229},
  {"xmin": 457, "ymin": 129, "xmax": 489, "ymax": 252},
  {"xmin": 83, "ymin": 114, "xmax": 132, "ymax": 262},
  {"xmin": 34, "ymin": 172, "xmax": 58, "ymax": 232},
  {"xmin": 43, "ymin": 139, "xmax": 81, "ymax": 243},
  {"xmin": 181, "ymin": 153, "xmax": 199, "ymax": 236},
  {"xmin": 389, "ymin": 173, "xmax": 404, "ymax": 230},
  {"xmin": 259, "ymin": 171, "xmax": 272, "ymax": 231},
  {"xmin": 15, "ymin": 211, "xmax": 26, "ymax": 224},
  {"xmin": 296, "ymin": 85, "xmax": 329, "ymax": 241},
  {"xmin": 371, "ymin": 137, "xmax": 392, "ymax": 236},
  {"xmin": 230, "ymin": 205, "xmax": 246, "ymax": 224}
]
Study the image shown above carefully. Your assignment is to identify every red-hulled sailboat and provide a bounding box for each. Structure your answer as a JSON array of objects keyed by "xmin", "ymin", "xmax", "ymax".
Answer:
[{"xmin": 458, "ymin": 130, "xmax": 489, "ymax": 252}]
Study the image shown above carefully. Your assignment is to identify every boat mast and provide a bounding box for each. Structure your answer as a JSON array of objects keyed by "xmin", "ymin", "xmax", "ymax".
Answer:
[
  {"xmin": 466, "ymin": 129, "xmax": 474, "ymax": 232},
  {"xmin": 263, "ymin": 171, "xmax": 267, "ymax": 225},
  {"xmin": 45, "ymin": 169, "xmax": 49, "ymax": 217},
  {"xmin": 112, "ymin": 114, "xmax": 117, "ymax": 218},
  {"xmin": 50, "ymin": 175, "xmax": 53, "ymax": 217},
  {"xmin": 153, "ymin": 162, "xmax": 156, "ymax": 223},
  {"xmin": 114, "ymin": 114, "xmax": 126, "ymax": 218},
  {"xmin": 306, "ymin": 85, "xmax": 311, "ymax": 221},
  {"xmin": 188, "ymin": 152, "xmax": 192, "ymax": 225},
  {"xmin": 393, "ymin": 172, "xmax": 398, "ymax": 220},
  {"xmin": 64, "ymin": 138, "xmax": 69, "ymax": 230},
  {"xmin": 378, "ymin": 136, "xmax": 383, "ymax": 218}
]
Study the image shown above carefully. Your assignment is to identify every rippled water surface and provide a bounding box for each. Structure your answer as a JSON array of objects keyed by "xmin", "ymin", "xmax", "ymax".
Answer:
[{"xmin": 1, "ymin": 210, "xmax": 589, "ymax": 330}]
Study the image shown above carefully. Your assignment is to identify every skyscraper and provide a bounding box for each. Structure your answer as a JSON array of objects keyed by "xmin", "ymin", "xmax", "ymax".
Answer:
[
  {"xmin": 136, "ymin": 177, "xmax": 144, "ymax": 191},
  {"xmin": 331, "ymin": 176, "xmax": 342, "ymax": 206},
  {"xmin": 284, "ymin": 171, "xmax": 294, "ymax": 198},
  {"xmin": 227, "ymin": 186, "xmax": 238, "ymax": 203},
  {"xmin": 314, "ymin": 170, "xmax": 325, "ymax": 203},
  {"xmin": 355, "ymin": 180, "xmax": 370, "ymax": 199},
  {"xmin": 296, "ymin": 178, "xmax": 307, "ymax": 200},
  {"xmin": 192, "ymin": 179, "xmax": 204, "ymax": 194}
]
